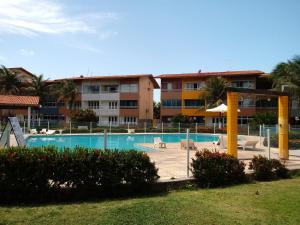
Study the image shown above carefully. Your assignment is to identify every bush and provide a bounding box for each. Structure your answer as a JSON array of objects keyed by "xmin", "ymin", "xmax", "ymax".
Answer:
[
  {"xmin": 249, "ymin": 155, "xmax": 289, "ymax": 181},
  {"xmin": 264, "ymin": 132, "xmax": 300, "ymax": 150},
  {"xmin": 0, "ymin": 146, "xmax": 159, "ymax": 202},
  {"xmin": 191, "ymin": 149, "xmax": 246, "ymax": 187},
  {"xmin": 70, "ymin": 109, "xmax": 98, "ymax": 123}
]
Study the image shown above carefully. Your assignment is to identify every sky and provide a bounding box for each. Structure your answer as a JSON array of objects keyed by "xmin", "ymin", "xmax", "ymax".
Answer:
[{"xmin": 0, "ymin": 0, "xmax": 300, "ymax": 102}]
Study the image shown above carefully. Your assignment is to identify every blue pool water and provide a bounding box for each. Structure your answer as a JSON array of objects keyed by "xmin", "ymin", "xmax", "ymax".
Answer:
[{"xmin": 26, "ymin": 133, "xmax": 218, "ymax": 151}]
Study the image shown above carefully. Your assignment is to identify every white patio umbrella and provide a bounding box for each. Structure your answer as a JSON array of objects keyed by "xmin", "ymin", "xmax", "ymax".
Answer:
[{"xmin": 206, "ymin": 104, "xmax": 240, "ymax": 128}]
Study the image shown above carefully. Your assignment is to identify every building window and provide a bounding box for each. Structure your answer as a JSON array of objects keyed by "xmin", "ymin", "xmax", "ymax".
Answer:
[
  {"xmin": 162, "ymin": 99, "xmax": 181, "ymax": 108},
  {"xmin": 88, "ymin": 101, "xmax": 99, "ymax": 109},
  {"xmin": 44, "ymin": 101, "xmax": 56, "ymax": 108},
  {"xmin": 83, "ymin": 85, "xmax": 100, "ymax": 94},
  {"xmin": 57, "ymin": 100, "xmax": 65, "ymax": 107},
  {"xmin": 161, "ymin": 82, "xmax": 177, "ymax": 91},
  {"xmin": 120, "ymin": 100, "xmax": 138, "ymax": 108},
  {"xmin": 184, "ymin": 99, "xmax": 205, "ymax": 108},
  {"xmin": 120, "ymin": 84, "xmax": 138, "ymax": 93},
  {"xmin": 109, "ymin": 116, "xmax": 118, "ymax": 124},
  {"xmin": 102, "ymin": 85, "xmax": 118, "ymax": 93},
  {"xmin": 184, "ymin": 82, "xmax": 205, "ymax": 90},
  {"xmin": 109, "ymin": 101, "xmax": 118, "ymax": 109},
  {"xmin": 231, "ymin": 80, "xmax": 255, "ymax": 89},
  {"xmin": 124, "ymin": 117, "xmax": 136, "ymax": 123}
]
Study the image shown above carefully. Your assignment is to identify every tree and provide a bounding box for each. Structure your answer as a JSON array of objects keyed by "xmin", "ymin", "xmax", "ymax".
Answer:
[
  {"xmin": 200, "ymin": 77, "xmax": 228, "ymax": 108},
  {"xmin": 0, "ymin": 65, "xmax": 23, "ymax": 95},
  {"xmin": 271, "ymin": 56, "xmax": 300, "ymax": 119},
  {"xmin": 70, "ymin": 109, "xmax": 98, "ymax": 123},
  {"xmin": 56, "ymin": 80, "xmax": 79, "ymax": 109},
  {"xmin": 26, "ymin": 74, "xmax": 50, "ymax": 103},
  {"xmin": 153, "ymin": 102, "xmax": 160, "ymax": 119},
  {"xmin": 250, "ymin": 112, "xmax": 277, "ymax": 128},
  {"xmin": 171, "ymin": 114, "xmax": 190, "ymax": 125}
]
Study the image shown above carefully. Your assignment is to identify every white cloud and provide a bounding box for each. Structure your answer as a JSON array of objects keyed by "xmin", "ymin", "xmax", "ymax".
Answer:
[
  {"xmin": 19, "ymin": 49, "xmax": 35, "ymax": 56},
  {"xmin": 0, "ymin": 0, "xmax": 118, "ymax": 37}
]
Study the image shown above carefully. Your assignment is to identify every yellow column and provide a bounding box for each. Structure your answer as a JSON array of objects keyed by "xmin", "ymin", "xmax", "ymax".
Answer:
[
  {"xmin": 227, "ymin": 92, "xmax": 238, "ymax": 157},
  {"xmin": 278, "ymin": 96, "xmax": 289, "ymax": 160}
]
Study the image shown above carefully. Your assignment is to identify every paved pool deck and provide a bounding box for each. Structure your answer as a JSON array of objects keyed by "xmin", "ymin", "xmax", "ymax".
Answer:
[{"xmin": 141, "ymin": 142, "xmax": 300, "ymax": 181}]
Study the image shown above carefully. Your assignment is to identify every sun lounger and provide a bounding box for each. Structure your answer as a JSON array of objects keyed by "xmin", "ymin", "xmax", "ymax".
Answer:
[
  {"xmin": 180, "ymin": 139, "xmax": 197, "ymax": 150},
  {"xmin": 30, "ymin": 129, "xmax": 37, "ymax": 134},
  {"xmin": 238, "ymin": 140, "xmax": 259, "ymax": 150},
  {"xmin": 40, "ymin": 128, "xmax": 47, "ymax": 134},
  {"xmin": 46, "ymin": 130, "xmax": 56, "ymax": 135},
  {"xmin": 153, "ymin": 137, "xmax": 166, "ymax": 148},
  {"xmin": 78, "ymin": 126, "xmax": 88, "ymax": 130},
  {"xmin": 127, "ymin": 129, "xmax": 135, "ymax": 134}
]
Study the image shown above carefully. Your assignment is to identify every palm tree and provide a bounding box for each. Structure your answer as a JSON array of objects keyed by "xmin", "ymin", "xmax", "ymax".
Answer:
[
  {"xmin": 0, "ymin": 65, "xmax": 23, "ymax": 95},
  {"xmin": 200, "ymin": 77, "xmax": 228, "ymax": 108},
  {"xmin": 26, "ymin": 74, "xmax": 50, "ymax": 103},
  {"xmin": 56, "ymin": 79, "xmax": 79, "ymax": 110},
  {"xmin": 271, "ymin": 56, "xmax": 300, "ymax": 118}
]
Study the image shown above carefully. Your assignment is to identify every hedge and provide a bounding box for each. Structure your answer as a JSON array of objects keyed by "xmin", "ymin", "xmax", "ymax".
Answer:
[{"xmin": 0, "ymin": 146, "xmax": 159, "ymax": 202}]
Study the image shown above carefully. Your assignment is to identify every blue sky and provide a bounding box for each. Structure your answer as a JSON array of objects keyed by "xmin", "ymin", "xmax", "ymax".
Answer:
[{"xmin": 0, "ymin": 0, "xmax": 300, "ymax": 101}]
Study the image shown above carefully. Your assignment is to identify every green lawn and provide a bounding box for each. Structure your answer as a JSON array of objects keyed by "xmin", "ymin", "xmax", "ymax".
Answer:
[{"xmin": 1, "ymin": 177, "xmax": 300, "ymax": 225}]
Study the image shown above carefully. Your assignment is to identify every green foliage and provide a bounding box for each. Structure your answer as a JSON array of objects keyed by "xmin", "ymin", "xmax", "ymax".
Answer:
[
  {"xmin": 171, "ymin": 114, "xmax": 190, "ymax": 125},
  {"xmin": 55, "ymin": 79, "xmax": 79, "ymax": 109},
  {"xmin": 153, "ymin": 102, "xmax": 161, "ymax": 119},
  {"xmin": 0, "ymin": 146, "xmax": 159, "ymax": 202},
  {"xmin": 191, "ymin": 149, "xmax": 246, "ymax": 187},
  {"xmin": 249, "ymin": 155, "xmax": 289, "ymax": 181},
  {"xmin": 201, "ymin": 77, "xmax": 228, "ymax": 108},
  {"xmin": 264, "ymin": 132, "xmax": 300, "ymax": 150},
  {"xmin": 71, "ymin": 109, "xmax": 98, "ymax": 123},
  {"xmin": 250, "ymin": 112, "xmax": 277, "ymax": 127},
  {"xmin": 0, "ymin": 65, "xmax": 23, "ymax": 95}
]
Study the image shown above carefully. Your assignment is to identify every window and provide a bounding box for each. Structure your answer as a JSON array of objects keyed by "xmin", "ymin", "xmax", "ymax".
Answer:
[
  {"xmin": 231, "ymin": 80, "xmax": 254, "ymax": 89},
  {"xmin": 162, "ymin": 99, "xmax": 181, "ymax": 108},
  {"xmin": 120, "ymin": 84, "xmax": 138, "ymax": 93},
  {"xmin": 184, "ymin": 99, "xmax": 205, "ymax": 108},
  {"xmin": 161, "ymin": 82, "xmax": 174, "ymax": 91},
  {"xmin": 124, "ymin": 117, "xmax": 137, "ymax": 123},
  {"xmin": 109, "ymin": 116, "xmax": 118, "ymax": 124},
  {"xmin": 83, "ymin": 85, "xmax": 100, "ymax": 94},
  {"xmin": 109, "ymin": 101, "xmax": 118, "ymax": 109},
  {"xmin": 120, "ymin": 100, "xmax": 138, "ymax": 108},
  {"xmin": 44, "ymin": 101, "xmax": 56, "ymax": 108},
  {"xmin": 184, "ymin": 82, "xmax": 205, "ymax": 90},
  {"xmin": 57, "ymin": 100, "xmax": 65, "ymax": 107},
  {"xmin": 88, "ymin": 101, "xmax": 99, "ymax": 109},
  {"xmin": 102, "ymin": 85, "xmax": 118, "ymax": 93}
]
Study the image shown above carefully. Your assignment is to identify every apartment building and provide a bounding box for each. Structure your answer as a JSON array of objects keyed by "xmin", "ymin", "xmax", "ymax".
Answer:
[
  {"xmin": 46, "ymin": 74, "xmax": 159, "ymax": 125},
  {"xmin": 156, "ymin": 70, "xmax": 275, "ymax": 125}
]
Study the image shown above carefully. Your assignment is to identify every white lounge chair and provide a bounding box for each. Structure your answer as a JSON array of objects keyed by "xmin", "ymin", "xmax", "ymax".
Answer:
[
  {"xmin": 238, "ymin": 140, "xmax": 259, "ymax": 151},
  {"xmin": 180, "ymin": 139, "xmax": 197, "ymax": 150},
  {"xmin": 78, "ymin": 126, "xmax": 88, "ymax": 130},
  {"xmin": 213, "ymin": 135, "xmax": 227, "ymax": 149},
  {"xmin": 127, "ymin": 129, "xmax": 135, "ymax": 134},
  {"xmin": 40, "ymin": 128, "xmax": 47, "ymax": 134},
  {"xmin": 153, "ymin": 137, "xmax": 166, "ymax": 148},
  {"xmin": 30, "ymin": 129, "xmax": 38, "ymax": 134},
  {"xmin": 46, "ymin": 130, "xmax": 56, "ymax": 135}
]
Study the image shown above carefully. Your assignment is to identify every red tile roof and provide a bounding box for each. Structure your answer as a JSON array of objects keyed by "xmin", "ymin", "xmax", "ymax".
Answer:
[
  {"xmin": 0, "ymin": 95, "xmax": 40, "ymax": 107},
  {"xmin": 156, "ymin": 70, "xmax": 265, "ymax": 78},
  {"xmin": 50, "ymin": 74, "xmax": 160, "ymax": 88}
]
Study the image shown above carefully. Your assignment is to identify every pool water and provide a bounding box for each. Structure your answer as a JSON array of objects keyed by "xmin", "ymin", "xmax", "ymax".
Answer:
[{"xmin": 26, "ymin": 133, "xmax": 218, "ymax": 151}]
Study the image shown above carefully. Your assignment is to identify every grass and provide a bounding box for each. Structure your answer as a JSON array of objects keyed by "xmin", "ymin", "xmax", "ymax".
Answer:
[{"xmin": 1, "ymin": 177, "xmax": 300, "ymax": 225}]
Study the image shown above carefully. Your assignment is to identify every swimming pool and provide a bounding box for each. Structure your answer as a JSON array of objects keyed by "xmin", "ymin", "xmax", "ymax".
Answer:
[{"xmin": 26, "ymin": 133, "xmax": 218, "ymax": 151}]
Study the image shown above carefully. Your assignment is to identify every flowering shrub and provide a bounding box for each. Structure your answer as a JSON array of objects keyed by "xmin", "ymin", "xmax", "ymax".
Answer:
[
  {"xmin": 0, "ymin": 146, "xmax": 158, "ymax": 202},
  {"xmin": 191, "ymin": 149, "xmax": 246, "ymax": 187},
  {"xmin": 249, "ymin": 155, "xmax": 289, "ymax": 181}
]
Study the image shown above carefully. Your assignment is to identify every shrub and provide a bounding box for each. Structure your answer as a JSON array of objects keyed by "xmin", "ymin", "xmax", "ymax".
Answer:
[
  {"xmin": 0, "ymin": 146, "xmax": 159, "ymax": 202},
  {"xmin": 248, "ymin": 155, "xmax": 289, "ymax": 181},
  {"xmin": 191, "ymin": 149, "xmax": 246, "ymax": 187},
  {"xmin": 264, "ymin": 133, "xmax": 300, "ymax": 150},
  {"xmin": 70, "ymin": 109, "xmax": 98, "ymax": 123}
]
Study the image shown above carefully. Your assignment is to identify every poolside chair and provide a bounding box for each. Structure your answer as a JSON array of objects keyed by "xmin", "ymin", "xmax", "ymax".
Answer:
[
  {"xmin": 153, "ymin": 137, "xmax": 166, "ymax": 148},
  {"xmin": 213, "ymin": 135, "xmax": 227, "ymax": 149},
  {"xmin": 40, "ymin": 128, "xmax": 47, "ymax": 134},
  {"xmin": 180, "ymin": 139, "xmax": 197, "ymax": 150},
  {"xmin": 46, "ymin": 130, "xmax": 56, "ymax": 135},
  {"xmin": 238, "ymin": 139, "xmax": 259, "ymax": 151},
  {"xmin": 29, "ymin": 129, "xmax": 37, "ymax": 134},
  {"xmin": 127, "ymin": 129, "xmax": 135, "ymax": 134}
]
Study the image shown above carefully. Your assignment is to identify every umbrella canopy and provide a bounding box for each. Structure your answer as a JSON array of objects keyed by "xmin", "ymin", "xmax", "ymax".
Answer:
[{"xmin": 206, "ymin": 103, "xmax": 240, "ymax": 113}]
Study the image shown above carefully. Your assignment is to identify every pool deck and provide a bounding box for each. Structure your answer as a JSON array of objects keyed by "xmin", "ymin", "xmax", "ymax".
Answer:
[{"xmin": 140, "ymin": 142, "xmax": 300, "ymax": 181}]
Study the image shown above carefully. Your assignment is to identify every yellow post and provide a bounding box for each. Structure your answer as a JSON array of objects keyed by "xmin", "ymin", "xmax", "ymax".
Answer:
[
  {"xmin": 227, "ymin": 92, "xmax": 238, "ymax": 157},
  {"xmin": 278, "ymin": 96, "xmax": 289, "ymax": 159}
]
